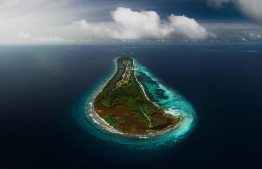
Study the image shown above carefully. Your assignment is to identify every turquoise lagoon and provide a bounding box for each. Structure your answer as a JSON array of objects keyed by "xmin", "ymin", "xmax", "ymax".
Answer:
[{"xmin": 73, "ymin": 58, "xmax": 197, "ymax": 149}]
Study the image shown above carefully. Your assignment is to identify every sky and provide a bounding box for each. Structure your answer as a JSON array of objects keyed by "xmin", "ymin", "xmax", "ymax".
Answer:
[{"xmin": 0, "ymin": 0, "xmax": 261, "ymax": 44}]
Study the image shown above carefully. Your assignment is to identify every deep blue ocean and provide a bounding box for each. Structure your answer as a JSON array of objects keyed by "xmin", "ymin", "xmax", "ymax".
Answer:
[{"xmin": 0, "ymin": 43, "xmax": 262, "ymax": 169}]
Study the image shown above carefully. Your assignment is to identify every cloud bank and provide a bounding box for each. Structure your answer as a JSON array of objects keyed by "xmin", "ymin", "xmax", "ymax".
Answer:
[
  {"xmin": 1, "ymin": 0, "xmax": 260, "ymax": 44},
  {"xmin": 0, "ymin": 3, "xmax": 214, "ymax": 43},
  {"xmin": 249, "ymin": 33, "xmax": 262, "ymax": 40},
  {"xmin": 72, "ymin": 7, "xmax": 214, "ymax": 40},
  {"xmin": 15, "ymin": 31, "xmax": 64, "ymax": 42},
  {"xmin": 208, "ymin": 0, "xmax": 262, "ymax": 24},
  {"xmin": 112, "ymin": 8, "xmax": 213, "ymax": 39}
]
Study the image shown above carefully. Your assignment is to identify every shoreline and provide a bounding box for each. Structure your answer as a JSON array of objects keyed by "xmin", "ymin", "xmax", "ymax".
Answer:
[
  {"xmin": 90, "ymin": 58, "xmax": 121, "ymax": 132},
  {"xmin": 87, "ymin": 57, "xmax": 182, "ymax": 138},
  {"xmin": 133, "ymin": 59, "xmax": 164, "ymax": 108}
]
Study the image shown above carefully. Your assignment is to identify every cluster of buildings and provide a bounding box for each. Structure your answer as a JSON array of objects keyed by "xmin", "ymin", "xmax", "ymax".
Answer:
[{"xmin": 117, "ymin": 60, "xmax": 136, "ymax": 87}]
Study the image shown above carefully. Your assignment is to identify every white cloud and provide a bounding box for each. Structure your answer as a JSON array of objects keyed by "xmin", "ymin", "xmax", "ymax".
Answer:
[
  {"xmin": 110, "ymin": 7, "xmax": 169, "ymax": 39},
  {"xmin": 72, "ymin": 7, "xmax": 214, "ymax": 40},
  {"xmin": 249, "ymin": 33, "xmax": 262, "ymax": 40},
  {"xmin": 0, "ymin": 4, "xmax": 214, "ymax": 44},
  {"xmin": 0, "ymin": 0, "xmax": 261, "ymax": 44},
  {"xmin": 72, "ymin": 20, "xmax": 89, "ymax": 29},
  {"xmin": 0, "ymin": 0, "xmax": 117, "ymax": 44},
  {"xmin": 209, "ymin": 0, "xmax": 262, "ymax": 24},
  {"xmin": 241, "ymin": 37, "xmax": 247, "ymax": 41},
  {"xmin": 14, "ymin": 31, "xmax": 64, "ymax": 42},
  {"xmin": 111, "ymin": 7, "xmax": 213, "ymax": 39},
  {"xmin": 168, "ymin": 14, "xmax": 214, "ymax": 39},
  {"xmin": 238, "ymin": 0, "xmax": 262, "ymax": 24},
  {"xmin": 71, "ymin": 20, "xmax": 112, "ymax": 39}
]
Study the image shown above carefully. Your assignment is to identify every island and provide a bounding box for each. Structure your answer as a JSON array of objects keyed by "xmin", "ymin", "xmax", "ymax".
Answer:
[{"xmin": 93, "ymin": 57, "xmax": 180, "ymax": 134}]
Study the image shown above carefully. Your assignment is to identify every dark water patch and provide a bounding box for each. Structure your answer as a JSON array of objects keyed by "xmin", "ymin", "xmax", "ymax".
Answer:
[
  {"xmin": 104, "ymin": 68, "xmax": 124, "ymax": 91},
  {"xmin": 1, "ymin": 44, "xmax": 262, "ymax": 169},
  {"xmin": 154, "ymin": 89, "xmax": 169, "ymax": 100}
]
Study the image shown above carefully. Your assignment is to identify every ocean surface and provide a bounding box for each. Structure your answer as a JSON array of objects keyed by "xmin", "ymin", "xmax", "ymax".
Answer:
[{"xmin": 0, "ymin": 43, "xmax": 262, "ymax": 169}]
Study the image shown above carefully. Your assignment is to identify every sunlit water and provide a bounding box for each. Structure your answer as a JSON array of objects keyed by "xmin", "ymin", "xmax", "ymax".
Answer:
[{"xmin": 73, "ymin": 58, "xmax": 197, "ymax": 149}]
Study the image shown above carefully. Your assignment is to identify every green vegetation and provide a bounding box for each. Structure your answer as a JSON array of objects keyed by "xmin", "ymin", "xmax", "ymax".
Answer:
[
  {"xmin": 104, "ymin": 78, "xmax": 166, "ymax": 128},
  {"xmin": 94, "ymin": 57, "xmax": 180, "ymax": 133},
  {"xmin": 150, "ymin": 117, "xmax": 167, "ymax": 128},
  {"xmin": 95, "ymin": 91, "xmax": 108, "ymax": 103},
  {"xmin": 102, "ymin": 98, "xmax": 112, "ymax": 108},
  {"xmin": 104, "ymin": 113, "xmax": 118, "ymax": 128}
]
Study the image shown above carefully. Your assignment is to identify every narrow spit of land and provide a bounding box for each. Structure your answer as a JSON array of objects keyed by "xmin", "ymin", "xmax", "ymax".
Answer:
[{"xmin": 93, "ymin": 57, "xmax": 180, "ymax": 134}]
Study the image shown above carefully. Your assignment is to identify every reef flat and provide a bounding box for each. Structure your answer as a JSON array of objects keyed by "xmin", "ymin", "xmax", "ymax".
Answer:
[{"xmin": 93, "ymin": 57, "xmax": 180, "ymax": 134}]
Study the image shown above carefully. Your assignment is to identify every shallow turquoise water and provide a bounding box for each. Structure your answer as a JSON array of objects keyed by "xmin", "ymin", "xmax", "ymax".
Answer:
[{"xmin": 73, "ymin": 58, "xmax": 197, "ymax": 149}]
